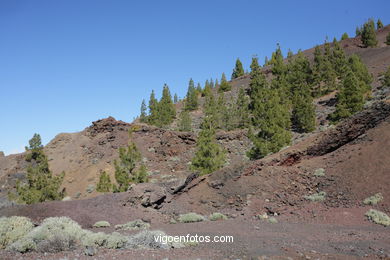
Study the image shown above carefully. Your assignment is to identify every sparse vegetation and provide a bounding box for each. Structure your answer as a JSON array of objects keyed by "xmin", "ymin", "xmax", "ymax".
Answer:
[
  {"xmin": 114, "ymin": 130, "xmax": 147, "ymax": 192},
  {"xmin": 178, "ymin": 110, "xmax": 192, "ymax": 132},
  {"xmin": 13, "ymin": 134, "xmax": 65, "ymax": 204},
  {"xmin": 360, "ymin": 19, "xmax": 378, "ymax": 47},
  {"xmin": 114, "ymin": 219, "xmax": 150, "ymax": 230},
  {"xmin": 363, "ymin": 193, "xmax": 383, "ymax": 205},
  {"xmin": 209, "ymin": 212, "xmax": 228, "ymax": 221},
  {"xmin": 178, "ymin": 213, "xmax": 205, "ymax": 223},
  {"xmin": 218, "ymin": 73, "xmax": 231, "ymax": 92},
  {"xmin": 341, "ymin": 32, "xmax": 349, "ymax": 40},
  {"xmin": 365, "ymin": 209, "xmax": 390, "ymax": 226},
  {"xmin": 0, "ymin": 216, "xmax": 34, "ymax": 249},
  {"xmin": 304, "ymin": 191, "xmax": 327, "ymax": 202}
]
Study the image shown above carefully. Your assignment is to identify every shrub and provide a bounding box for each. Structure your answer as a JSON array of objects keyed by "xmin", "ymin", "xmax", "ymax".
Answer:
[
  {"xmin": 313, "ymin": 168, "xmax": 325, "ymax": 177},
  {"xmin": 115, "ymin": 219, "xmax": 150, "ymax": 231},
  {"xmin": 178, "ymin": 213, "xmax": 205, "ymax": 223},
  {"xmin": 268, "ymin": 217, "xmax": 278, "ymax": 224},
  {"xmin": 304, "ymin": 191, "xmax": 326, "ymax": 202},
  {"xmin": 0, "ymin": 216, "xmax": 34, "ymax": 249},
  {"xmin": 363, "ymin": 193, "xmax": 383, "ymax": 205},
  {"xmin": 96, "ymin": 171, "xmax": 111, "ymax": 192},
  {"xmin": 365, "ymin": 209, "xmax": 390, "ymax": 226},
  {"xmin": 126, "ymin": 230, "xmax": 184, "ymax": 249},
  {"xmin": 93, "ymin": 221, "xmax": 111, "ymax": 228},
  {"xmin": 209, "ymin": 213, "xmax": 228, "ymax": 221}
]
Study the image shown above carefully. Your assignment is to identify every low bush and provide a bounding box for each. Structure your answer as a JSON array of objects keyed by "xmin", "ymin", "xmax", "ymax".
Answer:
[
  {"xmin": 304, "ymin": 191, "xmax": 326, "ymax": 202},
  {"xmin": 115, "ymin": 219, "xmax": 150, "ymax": 230},
  {"xmin": 0, "ymin": 216, "xmax": 34, "ymax": 249},
  {"xmin": 313, "ymin": 168, "xmax": 325, "ymax": 177},
  {"xmin": 178, "ymin": 213, "xmax": 205, "ymax": 223},
  {"xmin": 363, "ymin": 193, "xmax": 383, "ymax": 205},
  {"xmin": 209, "ymin": 212, "xmax": 228, "ymax": 221},
  {"xmin": 365, "ymin": 209, "xmax": 390, "ymax": 226},
  {"xmin": 93, "ymin": 221, "xmax": 111, "ymax": 228}
]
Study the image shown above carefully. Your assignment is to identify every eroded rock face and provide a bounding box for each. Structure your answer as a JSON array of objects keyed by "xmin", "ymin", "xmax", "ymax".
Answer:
[
  {"xmin": 87, "ymin": 117, "xmax": 130, "ymax": 137},
  {"xmin": 128, "ymin": 183, "xmax": 167, "ymax": 209}
]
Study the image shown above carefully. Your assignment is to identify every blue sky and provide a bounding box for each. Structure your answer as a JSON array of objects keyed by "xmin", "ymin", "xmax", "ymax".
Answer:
[{"xmin": 0, "ymin": 0, "xmax": 389, "ymax": 155}]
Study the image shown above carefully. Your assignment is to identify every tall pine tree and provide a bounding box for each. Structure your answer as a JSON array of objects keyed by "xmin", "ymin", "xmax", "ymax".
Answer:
[
  {"xmin": 185, "ymin": 78, "xmax": 198, "ymax": 111},
  {"xmin": 157, "ymin": 84, "xmax": 176, "ymax": 127},
  {"xmin": 231, "ymin": 58, "xmax": 244, "ymax": 79},
  {"xmin": 218, "ymin": 73, "xmax": 231, "ymax": 92},
  {"xmin": 361, "ymin": 19, "xmax": 378, "ymax": 47},
  {"xmin": 140, "ymin": 99, "xmax": 147, "ymax": 123}
]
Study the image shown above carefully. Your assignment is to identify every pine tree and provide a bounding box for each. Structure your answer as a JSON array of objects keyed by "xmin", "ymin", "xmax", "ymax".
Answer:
[
  {"xmin": 216, "ymin": 92, "xmax": 230, "ymax": 129},
  {"xmin": 218, "ymin": 73, "xmax": 231, "ymax": 92},
  {"xmin": 234, "ymin": 88, "xmax": 250, "ymax": 129},
  {"xmin": 341, "ymin": 32, "xmax": 349, "ymax": 40},
  {"xmin": 133, "ymin": 164, "xmax": 148, "ymax": 184},
  {"xmin": 14, "ymin": 134, "xmax": 64, "ymax": 204},
  {"xmin": 202, "ymin": 79, "xmax": 212, "ymax": 97},
  {"xmin": 269, "ymin": 44, "xmax": 286, "ymax": 75},
  {"xmin": 148, "ymin": 90, "xmax": 158, "ymax": 125},
  {"xmin": 178, "ymin": 109, "xmax": 192, "ymax": 131},
  {"xmin": 191, "ymin": 116, "xmax": 226, "ymax": 175},
  {"xmin": 361, "ymin": 19, "xmax": 378, "ymax": 47},
  {"xmin": 96, "ymin": 171, "xmax": 111, "ymax": 192},
  {"xmin": 157, "ymin": 84, "xmax": 176, "ymax": 127},
  {"xmin": 231, "ymin": 58, "xmax": 244, "ymax": 79},
  {"xmin": 113, "ymin": 130, "xmax": 145, "ymax": 192},
  {"xmin": 287, "ymin": 49, "xmax": 293, "ymax": 59},
  {"xmin": 196, "ymin": 83, "xmax": 202, "ymax": 94},
  {"xmin": 331, "ymin": 40, "xmax": 348, "ymax": 77},
  {"xmin": 248, "ymin": 66, "xmax": 291, "ymax": 159},
  {"xmin": 355, "ymin": 26, "xmax": 362, "ymax": 37},
  {"xmin": 386, "ymin": 32, "xmax": 390, "ymax": 45},
  {"xmin": 348, "ymin": 54, "xmax": 372, "ymax": 93},
  {"xmin": 377, "ymin": 19, "xmax": 384, "ymax": 29},
  {"xmin": 291, "ymin": 84, "xmax": 316, "ymax": 133},
  {"xmin": 185, "ymin": 78, "xmax": 198, "ymax": 111},
  {"xmin": 174, "ymin": 93, "xmax": 178, "ymax": 103},
  {"xmin": 330, "ymin": 70, "xmax": 364, "ymax": 122},
  {"xmin": 140, "ymin": 99, "xmax": 147, "ymax": 123}
]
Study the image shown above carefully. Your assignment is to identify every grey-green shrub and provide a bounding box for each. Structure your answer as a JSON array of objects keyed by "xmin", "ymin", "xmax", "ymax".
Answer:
[
  {"xmin": 365, "ymin": 209, "xmax": 390, "ymax": 226},
  {"xmin": 209, "ymin": 212, "xmax": 228, "ymax": 221},
  {"xmin": 93, "ymin": 221, "xmax": 111, "ymax": 228},
  {"xmin": 178, "ymin": 213, "xmax": 205, "ymax": 223},
  {"xmin": 115, "ymin": 219, "xmax": 150, "ymax": 230},
  {"xmin": 126, "ymin": 230, "xmax": 184, "ymax": 249},
  {"xmin": 0, "ymin": 216, "xmax": 34, "ymax": 249},
  {"xmin": 268, "ymin": 217, "xmax": 278, "ymax": 224},
  {"xmin": 313, "ymin": 168, "xmax": 325, "ymax": 177},
  {"xmin": 304, "ymin": 191, "xmax": 326, "ymax": 202},
  {"xmin": 363, "ymin": 193, "xmax": 383, "ymax": 205}
]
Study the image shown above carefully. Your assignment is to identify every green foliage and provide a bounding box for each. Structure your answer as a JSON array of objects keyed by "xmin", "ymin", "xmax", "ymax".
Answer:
[
  {"xmin": 383, "ymin": 66, "xmax": 390, "ymax": 86},
  {"xmin": 139, "ymin": 99, "xmax": 147, "ymax": 123},
  {"xmin": 178, "ymin": 109, "xmax": 192, "ymax": 132},
  {"xmin": 196, "ymin": 82, "xmax": 202, "ymax": 94},
  {"xmin": 269, "ymin": 44, "xmax": 286, "ymax": 75},
  {"xmin": 287, "ymin": 49, "xmax": 293, "ymax": 59},
  {"xmin": 291, "ymin": 84, "xmax": 316, "ymax": 133},
  {"xmin": 231, "ymin": 58, "xmax": 244, "ymax": 79},
  {"xmin": 248, "ymin": 67, "xmax": 291, "ymax": 159},
  {"xmin": 178, "ymin": 213, "xmax": 205, "ymax": 223},
  {"xmin": 191, "ymin": 116, "xmax": 226, "ymax": 175},
  {"xmin": 185, "ymin": 78, "xmax": 198, "ymax": 111},
  {"xmin": 330, "ymin": 70, "xmax": 364, "ymax": 122},
  {"xmin": 355, "ymin": 26, "xmax": 361, "ymax": 36},
  {"xmin": 218, "ymin": 73, "xmax": 231, "ymax": 92},
  {"xmin": 202, "ymin": 79, "xmax": 212, "ymax": 97},
  {"xmin": 15, "ymin": 134, "xmax": 64, "ymax": 204},
  {"xmin": 148, "ymin": 90, "xmax": 158, "ymax": 124},
  {"xmin": 376, "ymin": 19, "xmax": 383, "ymax": 29},
  {"xmin": 232, "ymin": 88, "xmax": 250, "ymax": 129},
  {"xmin": 133, "ymin": 164, "xmax": 148, "ymax": 184},
  {"xmin": 341, "ymin": 32, "xmax": 349, "ymax": 40},
  {"xmin": 174, "ymin": 93, "xmax": 178, "ymax": 103},
  {"xmin": 114, "ymin": 131, "xmax": 146, "ymax": 192},
  {"xmin": 361, "ymin": 19, "xmax": 378, "ymax": 47},
  {"xmin": 96, "ymin": 171, "xmax": 111, "ymax": 193},
  {"xmin": 348, "ymin": 54, "xmax": 372, "ymax": 93},
  {"xmin": 157, "ymin": 84, "xmax": 176, "ymax": 127},
  {"xmin": 386, "ymin": 32, "xmax": 390, "ymax": 45}
]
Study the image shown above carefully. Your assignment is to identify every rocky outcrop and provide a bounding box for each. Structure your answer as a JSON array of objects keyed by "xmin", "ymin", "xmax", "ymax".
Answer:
[{"xmin": 86, "ymin": 117, "xmax": 130, "ymax": 137}]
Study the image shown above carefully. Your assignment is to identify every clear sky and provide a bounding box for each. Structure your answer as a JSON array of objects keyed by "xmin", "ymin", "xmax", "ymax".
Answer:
[{"xmin": 0, "ymin": 0, "xmax": 389, "ymax": 155}]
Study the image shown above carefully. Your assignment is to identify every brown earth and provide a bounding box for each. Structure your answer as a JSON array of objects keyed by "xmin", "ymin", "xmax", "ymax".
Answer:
[{"xmin": 0, "ymin": 26, "xmax": 390, "ymax": 259}]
